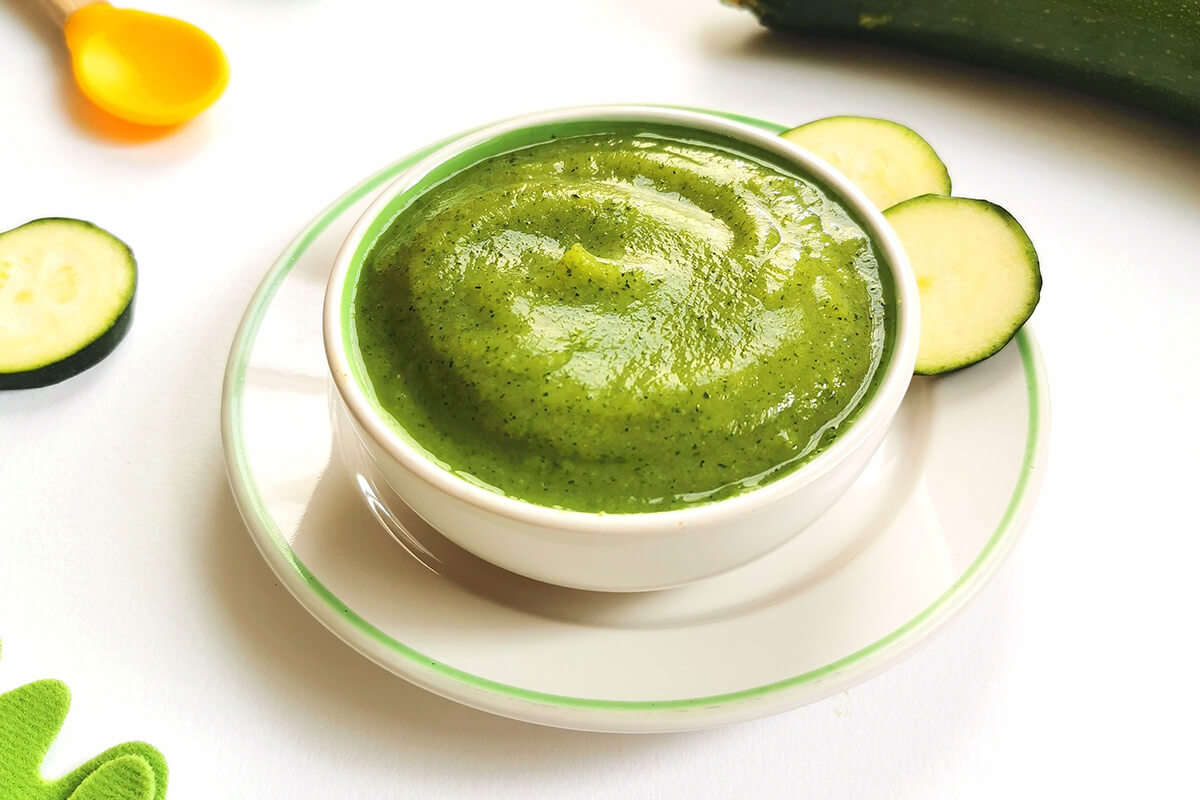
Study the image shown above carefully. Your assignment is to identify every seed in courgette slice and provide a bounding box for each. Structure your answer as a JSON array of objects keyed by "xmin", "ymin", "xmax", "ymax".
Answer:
[
  {"xmin": 781, "ymin": 116, "xmax": 951, "ymax": 211},
  {"xmin": 0, "ymin": 218, "xmax": 136, "ymax": 390},
  {"xmin": 883, "ymin": 195, "xmax": 1041, "ymax": 375}
]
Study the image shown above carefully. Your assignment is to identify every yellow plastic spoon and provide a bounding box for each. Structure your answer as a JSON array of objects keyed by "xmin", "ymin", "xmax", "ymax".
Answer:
[{"xmin": 38, "ymin": 0, "xmax": 228, "ymax": 127}]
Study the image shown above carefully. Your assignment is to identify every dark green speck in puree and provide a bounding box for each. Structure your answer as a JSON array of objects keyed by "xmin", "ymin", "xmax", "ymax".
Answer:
[{"xmin": 352, "ymin": 129, "xmax": 891, "ymax": 513}]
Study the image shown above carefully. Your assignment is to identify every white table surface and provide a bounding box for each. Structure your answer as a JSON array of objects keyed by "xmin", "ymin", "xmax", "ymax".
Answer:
[{"xmin": 3, "ymin": 1, "xmax": 1198, "ymax": 796}]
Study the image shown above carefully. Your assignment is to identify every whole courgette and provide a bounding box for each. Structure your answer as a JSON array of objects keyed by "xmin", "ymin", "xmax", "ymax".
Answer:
[{"xmin": 726, "ymin": 0, "xmax": 1200, "ymax": 126}]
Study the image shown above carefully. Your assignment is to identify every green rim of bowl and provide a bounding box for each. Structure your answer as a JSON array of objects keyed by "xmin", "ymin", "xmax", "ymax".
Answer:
[{"xmin": 222, "ymin": 107, "xmax": 1047, "ymax": 715}]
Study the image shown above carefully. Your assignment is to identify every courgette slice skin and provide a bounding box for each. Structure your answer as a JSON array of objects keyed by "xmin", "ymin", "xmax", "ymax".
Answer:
[
  {"xmin": 0, "ymin": 218, "xmax": 136, "ymax": 390},
  {"xmin": 781, "ymin": 115, "xmax": 951, "ymax": 210},
  {"xmin": 883, "ymin": 195, "xmax": 1041, "ymax": 375}
]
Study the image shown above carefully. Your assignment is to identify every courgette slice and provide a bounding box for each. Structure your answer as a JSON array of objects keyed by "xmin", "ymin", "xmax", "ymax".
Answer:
[
  {"xmin": 781, "ymin": 116, "xmax": 951, "ymax": 210},
  {"xmin": 883, "ymin": 195, "xmax": 1040, "ymax": 375},
  {"xmin": 0, "ymin": 218, "xmax": 136, "ymax": 389}
]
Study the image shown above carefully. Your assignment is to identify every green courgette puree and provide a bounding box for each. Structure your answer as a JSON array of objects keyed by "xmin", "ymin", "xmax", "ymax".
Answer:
[{"xmin": 352, "ymin": 130, "xmax": 891, "ymax": 512}]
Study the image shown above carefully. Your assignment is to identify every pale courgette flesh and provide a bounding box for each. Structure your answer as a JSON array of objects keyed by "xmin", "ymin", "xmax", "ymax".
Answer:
[
  {"xmin": 883, "ymin": 196, "xmax": 1040, "ymax": 374},
  {"xmin": 0, "ymin": 218, "xmax": 136, "ymax": 389},
  {"xmin": 781, "ymin": 115, "xmax": 951, "ymax": 210}
]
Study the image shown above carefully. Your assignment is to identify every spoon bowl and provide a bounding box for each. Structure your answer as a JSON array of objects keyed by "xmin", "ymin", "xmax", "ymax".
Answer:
[{"xmin": 62, "ymin": 2, "xmax": 227, "ymax": 127}]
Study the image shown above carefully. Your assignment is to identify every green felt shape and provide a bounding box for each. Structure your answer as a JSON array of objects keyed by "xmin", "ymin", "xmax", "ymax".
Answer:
[
  {"xmin": 67, "ymin": 756, "xmax": 155, "ymax": 800},
  {"xmin": 0, "ymin": 678, "xmax": 168, "ymax": 800}
]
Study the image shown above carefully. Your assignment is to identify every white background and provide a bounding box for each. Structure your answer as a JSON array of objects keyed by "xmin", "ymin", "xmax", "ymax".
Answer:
[{"xmin": 2, "ymin": 0, "xmax": 1199, "ymax": 797}]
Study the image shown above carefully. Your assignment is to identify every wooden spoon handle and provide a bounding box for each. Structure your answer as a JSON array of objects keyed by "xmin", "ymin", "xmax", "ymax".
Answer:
[{"xmin": 36, "ymin": 0, "xmax": 100, "ymax": 27}]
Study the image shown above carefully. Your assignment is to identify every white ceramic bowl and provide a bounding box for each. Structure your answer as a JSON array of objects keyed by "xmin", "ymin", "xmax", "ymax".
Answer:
[{"xmin": 324, "ymin": 105, "xmax": 920, "ymax": 592}]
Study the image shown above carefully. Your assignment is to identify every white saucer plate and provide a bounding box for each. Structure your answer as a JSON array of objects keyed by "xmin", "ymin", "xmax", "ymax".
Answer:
[{"xmin": 221, "ymin": 112, "xmax": 1050, "ymax": 733}]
